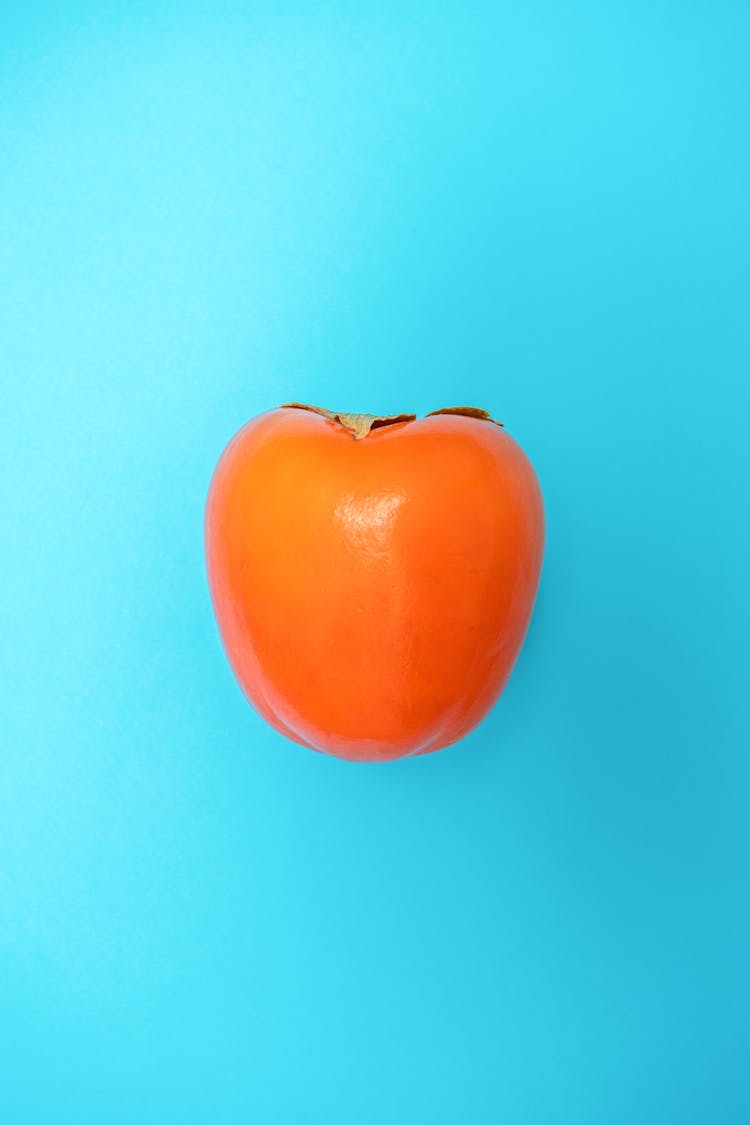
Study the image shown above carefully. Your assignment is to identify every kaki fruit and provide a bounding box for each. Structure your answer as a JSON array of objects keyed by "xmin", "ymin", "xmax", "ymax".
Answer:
[{"xmin": 204, "ymin": 402, "xmax": 545, "ymax": 763}]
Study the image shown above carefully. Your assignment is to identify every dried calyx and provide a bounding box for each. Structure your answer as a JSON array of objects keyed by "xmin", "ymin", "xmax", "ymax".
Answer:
[{"xmin": 281, "ymin": 402, "xmax": 503, "ymax": 441}]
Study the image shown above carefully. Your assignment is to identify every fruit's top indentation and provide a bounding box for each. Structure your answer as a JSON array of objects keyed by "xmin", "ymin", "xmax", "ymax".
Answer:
[{"xmin": 281, "ymin": 402, "xmax": 503, "ymax": 440}]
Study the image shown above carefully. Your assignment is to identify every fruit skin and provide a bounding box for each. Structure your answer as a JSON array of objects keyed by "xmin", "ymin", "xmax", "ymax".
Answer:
[{"xmin": 204, "ymin": 405, "xmax": 544, "ymax": 763}]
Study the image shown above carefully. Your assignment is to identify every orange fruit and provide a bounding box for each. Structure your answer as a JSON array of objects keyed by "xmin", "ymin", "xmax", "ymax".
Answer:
[{"xmin": 205, "ymin": 403, "xmax": 544, "ymax": 762}]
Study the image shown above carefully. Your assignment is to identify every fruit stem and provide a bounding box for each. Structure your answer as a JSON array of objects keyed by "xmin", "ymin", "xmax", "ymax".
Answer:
[
  {"xmin": 281, "ymin": 402, "xmax": 416, "ymax": 440},
  {"xmin": 281, "ymin": 402, "xmax": 502, "ymax": 439}
]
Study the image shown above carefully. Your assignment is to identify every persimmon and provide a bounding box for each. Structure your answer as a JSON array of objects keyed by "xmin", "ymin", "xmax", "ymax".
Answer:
[{"xmin": 204, "ymin": 402, "xmax": 544, "ymax": 762}]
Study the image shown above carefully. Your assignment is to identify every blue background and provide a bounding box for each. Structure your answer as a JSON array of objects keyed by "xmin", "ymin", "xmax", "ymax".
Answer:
[{"xmin": 1, "ymin": 3, "xmax": 748, "ymax": 1122}]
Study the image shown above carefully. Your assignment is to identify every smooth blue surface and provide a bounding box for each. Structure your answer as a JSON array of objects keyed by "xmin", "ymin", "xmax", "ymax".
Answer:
[{"xmin": 1, "ymin": 3, "xmax": 749, "ymax": 1122}]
